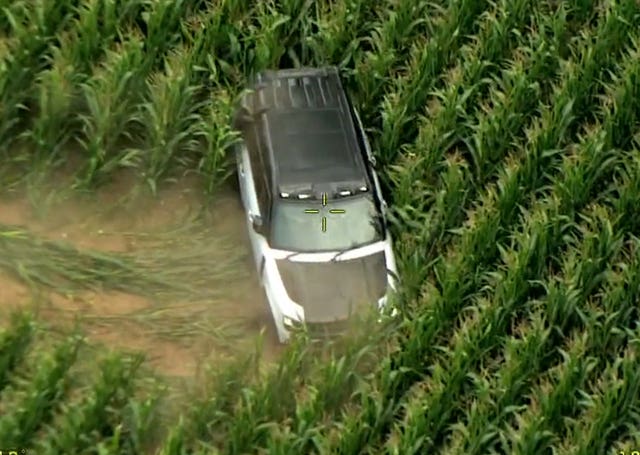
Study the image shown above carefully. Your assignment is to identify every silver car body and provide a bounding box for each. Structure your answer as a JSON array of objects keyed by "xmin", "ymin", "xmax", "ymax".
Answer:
[{"xmin": 234, "ymin": 69, "xmax": 398, "ymax": 343}]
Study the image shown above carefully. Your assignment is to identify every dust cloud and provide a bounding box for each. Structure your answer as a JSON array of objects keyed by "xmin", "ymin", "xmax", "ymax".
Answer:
[{"xmin": 0, "ymin": 173, "xmax": 283, "ymax": 377}]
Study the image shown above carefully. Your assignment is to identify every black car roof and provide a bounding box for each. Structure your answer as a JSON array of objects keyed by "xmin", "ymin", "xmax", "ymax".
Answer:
[{"xmin": 250, "ymin": 67, "xmax": 371, "ymax": 199}]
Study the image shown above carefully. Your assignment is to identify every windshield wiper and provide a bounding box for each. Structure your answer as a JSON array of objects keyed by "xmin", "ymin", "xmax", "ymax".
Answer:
[
  {"xmin": 283, "ymin": 251, "xmax": 306, "ymax": 261},
  {"xmin": 330, "ymin": 247, "xmax": 353, "ymax": 262},
  {"xmin": 284, "ymin": 245, "xmax": 358, "ymax": 262}
]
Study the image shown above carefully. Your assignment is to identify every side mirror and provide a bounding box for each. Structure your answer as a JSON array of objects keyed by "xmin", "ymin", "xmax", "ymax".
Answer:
[
  {"xmin": 249, "ymin": 213, "xmax": 264, "ymax": 234},
  {"xmin": 232, "ymin": 108, "xmax": 253, "ymax": 129},
  {"xmin": 379, "ymin": 201, "xmax": 390, "ymax": 228},
  {"xmin": 381, "ymin": 199, "xmax": 390, "ymax": 216}
]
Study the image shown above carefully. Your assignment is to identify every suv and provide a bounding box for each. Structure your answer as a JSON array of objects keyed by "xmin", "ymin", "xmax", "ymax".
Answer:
[{"xmin": 232, "ymin": 66, "xmax": 398, "ymax": 343}]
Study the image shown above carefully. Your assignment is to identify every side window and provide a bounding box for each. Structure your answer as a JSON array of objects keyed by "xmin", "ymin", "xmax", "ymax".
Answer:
[
  {"xmin": 259, "ymin": 123, "xmax": 274, "ymax": 205},
  {"xmin": 247, "ymin": 123, "xmax": 269, "ymax": 218},
  {"xmin": 255, "ymin": 126, "xmax": 271, "ymax": 219},
  {"xmin": 232, "ymin": 91, "xmax": 254, "ymax": 131},
  {"xmin": 253, "ymin": 169, "xmax": 267, "ymax": 215}
]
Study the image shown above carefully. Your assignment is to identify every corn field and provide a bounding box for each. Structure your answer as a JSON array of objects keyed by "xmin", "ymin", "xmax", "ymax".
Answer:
[{"xmin": 1, "ymin": 0, "xmax": 640, "ymax": 453}]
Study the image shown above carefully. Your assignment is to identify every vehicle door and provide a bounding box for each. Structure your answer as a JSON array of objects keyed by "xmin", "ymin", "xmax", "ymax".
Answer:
[{"xmin": 244, "ymin": 122, "xmax": 270, "ymax": 274}]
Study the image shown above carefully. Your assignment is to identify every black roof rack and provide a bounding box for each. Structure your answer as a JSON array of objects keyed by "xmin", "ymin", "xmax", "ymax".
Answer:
[
  {"xmin": 250, "ymin": 67, "xmax": 371, "ymax": 199},
  {"xmin": 255, "ymin": 67, "xmax": 341, "ymax": 110}
]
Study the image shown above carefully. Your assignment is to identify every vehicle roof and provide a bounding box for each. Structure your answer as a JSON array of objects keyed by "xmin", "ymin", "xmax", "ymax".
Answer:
[{"xmin": 251, "ymin": 67, "xmax": 371, "ymax": 199}]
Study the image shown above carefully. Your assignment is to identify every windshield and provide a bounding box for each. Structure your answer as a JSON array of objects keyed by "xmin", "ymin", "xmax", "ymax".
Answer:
[{"xmin": 270, "ymin": 196, "xmax": 383, "ymax": 252}]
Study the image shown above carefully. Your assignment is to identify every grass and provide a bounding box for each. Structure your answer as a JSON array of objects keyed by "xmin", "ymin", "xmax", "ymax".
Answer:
[
  {"xmin": 2, "ymin": 0, "xmax": 640, "ymax": 453},
  {"xmin": 80, "ymin": 300, "xmax": 255, "ymax": 348},
  {"xmin": 0, "ymin": 215, "xmax": 248, "ymax": 300}
]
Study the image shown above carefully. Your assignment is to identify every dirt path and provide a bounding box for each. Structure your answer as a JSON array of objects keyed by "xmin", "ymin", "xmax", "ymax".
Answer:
[{"xmin": 0, "ymin": 175, "xmax": 283, "ymax": 377}]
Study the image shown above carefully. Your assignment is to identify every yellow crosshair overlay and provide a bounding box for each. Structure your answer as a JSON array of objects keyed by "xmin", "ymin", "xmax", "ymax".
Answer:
[{"xmin": 304, "ymin": 192, "xmax": 345, "ymax": 232}]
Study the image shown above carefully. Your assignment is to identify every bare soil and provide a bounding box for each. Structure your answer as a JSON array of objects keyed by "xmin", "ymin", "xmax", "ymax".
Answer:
[{"xmin": 0, "ymin": 173, "xmax": 283, "ymax": 377}]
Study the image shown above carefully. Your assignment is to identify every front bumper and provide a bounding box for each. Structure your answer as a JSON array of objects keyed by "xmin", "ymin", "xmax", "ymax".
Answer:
[
  {"xmin": 282, "ymin": 294, "xmax": 398, "ymax": 339},
  {"xmin": 283, "ymin": 317, "xmax": 352, "ymax": 338},
  {"xmin": 270, "ymin": 241, "xmax": 399, "ymax": 340}
]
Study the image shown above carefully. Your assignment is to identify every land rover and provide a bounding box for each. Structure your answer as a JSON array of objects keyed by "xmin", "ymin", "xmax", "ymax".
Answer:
[{"xmin": 232, "ymin": 66, "xmax": 398, "ymax": 343}]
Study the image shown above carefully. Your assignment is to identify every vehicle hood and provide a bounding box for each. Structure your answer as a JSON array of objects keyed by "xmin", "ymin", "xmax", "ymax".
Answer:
[{"xmin": 276, "ymin": 251, "xmax": 387, "ymax": 322}]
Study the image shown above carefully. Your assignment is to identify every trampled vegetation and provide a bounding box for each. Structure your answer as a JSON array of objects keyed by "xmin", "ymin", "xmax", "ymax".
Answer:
[{"xmin": 1, "ymin": 0, "xmax": 640, "ymax": 453}]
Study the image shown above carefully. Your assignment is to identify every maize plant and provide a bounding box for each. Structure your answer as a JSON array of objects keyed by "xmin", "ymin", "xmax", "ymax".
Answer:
[
  {"xmin": 35, "ymin": 353, "xmax": 144, "ymax": 453},
  {"xmin": 0, "ymin": 312, "xmax": 34, "ymax": 393},
  {"xmin": 314, "ymin": 5, "xmax": 640, "ymax": 452},
  {"xmin": 0, "ymin": 0, "xmax": 76, "ymax": 154},
  {"xmin": 0, "ymin": 0, "xmax": 639, "ymax": 453},
  {"xmin": 0, "ymin": 334, "xmax": 81, "ymax": 448},
  {"xmin": 347, "ymin": 0, "xmax": 438, "ymax": 118},
  {"xmin": 135, "ymin": 45, "xmax": 205, "ymax": 193}
]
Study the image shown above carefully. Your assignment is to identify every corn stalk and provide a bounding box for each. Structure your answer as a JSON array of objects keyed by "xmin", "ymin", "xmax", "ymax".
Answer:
[
  {"xmin": 195, "ymin": 88, "xmax": 239, "ymax": 195},
  {"xmin": 0, "ymin": 312, "xmax": 35, "ymax": 393},
  {"xmin": 373, "ymin": 43, "xmax": 640, "ymax": 449},
  {"xmin": 307, "ymin": 0, "xmax": 391, "ymax": 72},
  {"xmin": 396, "ymin": 0, "xmax": 637, "ymax": 315},
  {"xmin": 389, "ymin": 1, "xmax": 571, "ymax": 298},
  {"xmin": 390, "ymin": 0, "xmax": 565, "ymax": 209},
  {"xmin": 445, "ymin": 154, "xmax": 640, "ymax": 453},
  {"xmin": 74, "ymin": 32, "xmax": 146, "ymax": 188},
  {"xmin": 342, "ymin": 0, "xmax": 438, "ymax": 116},
  {"xmin": 35, "ymin": 353, "xmax": 144, "ymax": 453},
  {"xmin": 316, "ymin": 2, "xmax": 640, "ymax": 453},
  {"xmin": 0, "ymin": 0, "xmax": 76, "ymax": 154},
  {"xmin": 21, "ymin": 0, "xmax": 145, "ymax": 166},
  {"xmin": 374, "ymin": 0, "xmax": 492, "ymax": 165},
  {"xmin": 133, "ymin": 45, "xmax": 204, "ymax": 194},
  {"xmin": 556, "ymin": 320, "xmax": 640, "ymax": 454},
  {"xmin": 0, "ymin": 334, "xmax": 82, "ymax": 448}
]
